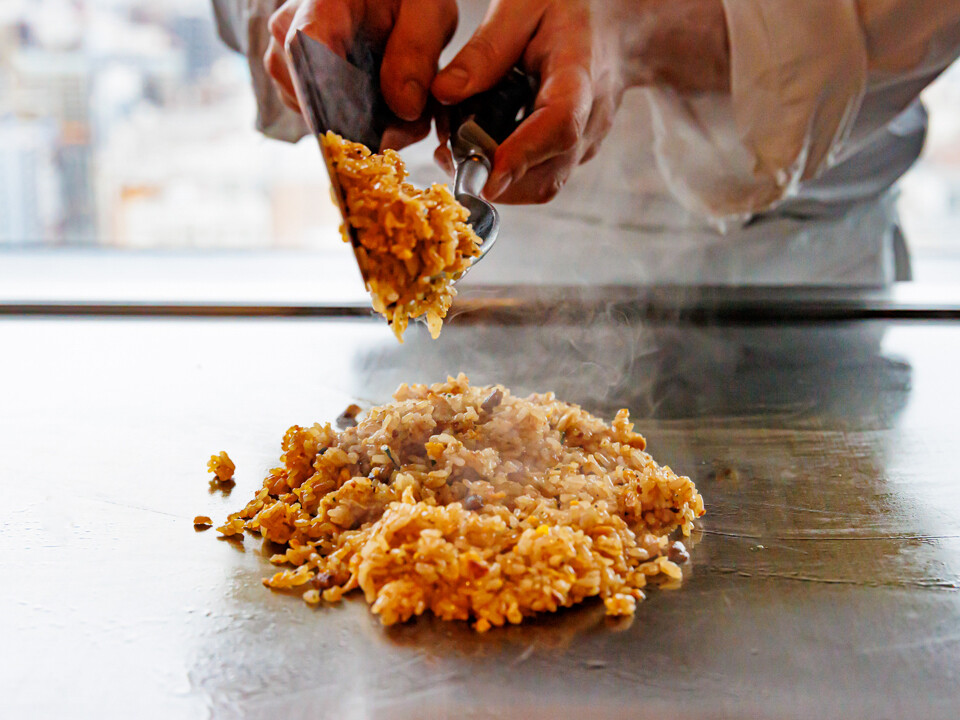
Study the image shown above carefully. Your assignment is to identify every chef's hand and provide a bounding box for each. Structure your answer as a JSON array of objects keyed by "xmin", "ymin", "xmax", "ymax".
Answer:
[
  {"xmin": 264, "ymin": 0, "xmax": 458, "ymax": 149},
  {"xmin": 431, "ymin": 0, "xmax": 729, "ymax": 203}
]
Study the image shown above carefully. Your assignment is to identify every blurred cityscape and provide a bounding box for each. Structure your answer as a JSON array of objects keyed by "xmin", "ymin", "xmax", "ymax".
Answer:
[
  {"xmin": 0, "ymin": 0, "xmax": 958, "ymax": 254},
  {"xmin": 0, "ymin": 0, "xmax": 340, "ymax": 248}
]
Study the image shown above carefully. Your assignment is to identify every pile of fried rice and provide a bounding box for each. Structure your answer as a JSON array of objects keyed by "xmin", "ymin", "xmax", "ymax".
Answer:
[
  {"xmin": 217, "ymin": 374, "xmax": 704, "ymax": 632},
  {"xmin": 324, "ymin": 132, "xmax": 481, "ymax": 342}
]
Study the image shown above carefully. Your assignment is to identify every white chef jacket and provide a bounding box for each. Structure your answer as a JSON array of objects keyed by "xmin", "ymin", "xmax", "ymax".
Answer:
[{"xmin": 212, "ymin": 0, "xmax": 960, "ymax": 286}]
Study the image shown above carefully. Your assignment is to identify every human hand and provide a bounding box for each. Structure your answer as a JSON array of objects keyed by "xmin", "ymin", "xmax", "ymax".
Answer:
[
  {"xmin": 431, "ymin": 0, "xmax": 729, "ymax": 204},
  {"xmin": 264, "ymin": 0, "xmax": 459, "ymax": 148}
]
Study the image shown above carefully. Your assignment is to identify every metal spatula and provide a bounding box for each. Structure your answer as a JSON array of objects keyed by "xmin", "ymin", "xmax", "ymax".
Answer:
[
  {"xmin": 288, "ymin": 30, "xmax": 535, "ymax": 277},
  {"xmin": 444, "ymin": 67, "xmax": 537, "ymax": 257}
]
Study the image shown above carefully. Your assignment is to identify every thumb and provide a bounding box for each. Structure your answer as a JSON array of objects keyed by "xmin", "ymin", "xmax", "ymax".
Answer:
[{"xmin": 431, "ymin": 0, "xmax": 542, "ymax": 104}]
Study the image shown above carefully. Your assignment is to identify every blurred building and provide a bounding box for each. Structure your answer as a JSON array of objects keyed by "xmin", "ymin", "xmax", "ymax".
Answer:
[
  {"xmin": 0, "ymin": 0, "xmax": 339, "ymax": 249},
  {"xmin": 10, "ymin": 48, "xmax": 96, "ymax": 243},
  {"xmin": 0, "ymin": 116, "xmax": 59, "ymax": 244},
  {"xmin": 170, "ymin": 12, "xmax": 218, "ymax": 82}
]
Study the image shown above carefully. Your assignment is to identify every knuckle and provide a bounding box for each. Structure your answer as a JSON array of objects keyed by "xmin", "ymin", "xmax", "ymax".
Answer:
[
  {"xmin": 465, "ymin": 31, "xmax": 500, "ymax": 66},
  {"xmin": 600, "ymin": 108, "xmax": 615, "ymax": 134},
  {"xmin": 400, "ymin": 34, "xmax": 434, "ymax": 61},
  {"xmin": 556, "ymin": 121, "xmax": 580, "ymax": 153},
  {"xmin": 267, "ymin": 10, "xmax": 287, "ymax": 44},
  {"xmin": 442, "ymin": 1, "xmax": 459, "ymax": 34},
  {"xmin": 264, "ymin": 47, "xmax": 290, "ymax": 87},
  {"xmin": 538, "ymin": 177, "xmax": 565, "ymax": 203},
  {"xmin": 580, "ymin": 142, "xmax": 601, "ymax": 165},
  {"xmin": 379, "ymin": 57, "xmax": 402, "ymax": 85},
  {"xmin": 381, "ymin": 58, "xmax": 423, "ymax": 96},
  {"xmin": 263, "ymin": 46, "xmax": 281, "ymax": 74},
  {"xmin": 590, "ymin": 110, "xmax": 614, "ymax": 140}
]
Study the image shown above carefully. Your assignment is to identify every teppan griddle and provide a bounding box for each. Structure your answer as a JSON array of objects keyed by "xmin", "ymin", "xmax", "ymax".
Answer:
[{"xmin": 2, "ymin": 291, "xmax": 958, "ymax": 718}]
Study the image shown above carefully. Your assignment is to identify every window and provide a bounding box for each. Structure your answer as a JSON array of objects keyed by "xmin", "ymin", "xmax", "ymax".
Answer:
[
  {"xmin": 0, "ymin": 0, "xmax": 339, "ymax": 250},
  {"xmin": 1, "ymin": 0, "xmax": 959, "ymax": 293}
]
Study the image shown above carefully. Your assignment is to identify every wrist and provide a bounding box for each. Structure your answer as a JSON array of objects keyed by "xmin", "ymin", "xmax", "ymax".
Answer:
[{"xmin": 619, "ymin": 0, "xmax": 730, "ymax": 93}]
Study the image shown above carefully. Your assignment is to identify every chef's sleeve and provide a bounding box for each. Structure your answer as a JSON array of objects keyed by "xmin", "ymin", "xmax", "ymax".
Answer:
[
  {"xmin": 646, "ymin": 0, "xmax": 960, "ymax": 222},
  {"xmin": 211, "ymin": 0, "xmax": 309, "ymax": 142}
]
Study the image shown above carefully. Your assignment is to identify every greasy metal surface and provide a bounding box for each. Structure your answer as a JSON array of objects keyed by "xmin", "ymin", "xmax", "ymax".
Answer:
[{"xmin": 2, "ymin": 314, "xmax": 959, "ymax": 718}]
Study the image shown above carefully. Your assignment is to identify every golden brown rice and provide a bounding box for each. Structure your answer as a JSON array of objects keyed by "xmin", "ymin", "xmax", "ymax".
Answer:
[
  {"xmin": 207, "ymin": 451, "xmax": 235, "ymax": 483},
  {"xmin": 217, "ymin": 374, "xmax": 704, "ymax": 631},
  {"xmin": 324, "ymin": 132, "xmax": 481, "ymax": 341}
]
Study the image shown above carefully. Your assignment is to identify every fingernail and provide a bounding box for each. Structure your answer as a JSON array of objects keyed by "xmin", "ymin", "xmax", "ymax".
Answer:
[
  {"xmin": 399, "ymin": 79, "xmax": 425, "ymax": 121},
  {"xmin": 434, "ymin": 67, "xmax": 469, "ymax": 102},
  {"xmin": 485, "ymin": 171, "xmax": 513, "ymax": 200}
]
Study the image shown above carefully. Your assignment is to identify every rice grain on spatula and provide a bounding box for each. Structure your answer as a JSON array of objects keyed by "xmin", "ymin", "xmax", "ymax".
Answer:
[{"xmin": 323, "ymin": 132, "xmax": 481, "ymax": 342}]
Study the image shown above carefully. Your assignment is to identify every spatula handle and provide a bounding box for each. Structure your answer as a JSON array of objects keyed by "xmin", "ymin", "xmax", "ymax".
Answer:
[{"xmin": 448, "ymin": 69, "xmax": 538, "ymax": 162}]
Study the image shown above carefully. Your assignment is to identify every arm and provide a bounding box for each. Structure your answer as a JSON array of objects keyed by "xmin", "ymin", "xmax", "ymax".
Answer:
[
  {"xmin": 434, "ymin": 0, "xmax": 960, "ymax": 217},
  {"xmin": 431, "ymin": 0, "xmax": 730, "ymax": 204},
  {"xmin": 649, "ymin": 0, "xmax": 960, "ymax": 219}
]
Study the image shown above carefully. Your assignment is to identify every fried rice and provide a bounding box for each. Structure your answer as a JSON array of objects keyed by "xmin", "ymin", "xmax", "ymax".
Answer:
[
  {"xmin": 217, "ymin": 374, "xmax": 705, "ymax": 632},
  {"xmin": 207, "ymin": 451, "xmax": 235, "ymax": 482},
  {"xmin": 324, "ymin": 132, "xmax": 481, "ymax": 342}
]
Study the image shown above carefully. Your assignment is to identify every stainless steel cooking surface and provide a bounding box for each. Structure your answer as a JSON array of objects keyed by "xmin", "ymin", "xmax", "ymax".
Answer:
[{"xmin": 3, "ymin": 294, "xmax": 959, "ymax": 719}]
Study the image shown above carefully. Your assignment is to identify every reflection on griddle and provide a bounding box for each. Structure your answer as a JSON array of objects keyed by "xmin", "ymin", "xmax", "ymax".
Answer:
[
  {"xmin": 174, "ymin": 316, "xmax": 960, "ymax": 718},
  {"xmin": 352, "ymin": 309, "xmax": 910, "ymax": 427}
]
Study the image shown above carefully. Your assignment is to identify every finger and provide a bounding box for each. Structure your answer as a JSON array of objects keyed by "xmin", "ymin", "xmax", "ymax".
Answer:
[
  {"xmin": 379, "ymin": 116, "xmax": 432, "ymax": 151},
  {"xmin": 264, "ymin": 37, "xmax": 301, "ymax": 112},
  {"xmin": 265, "ymin": 2, "xmax": 301, "ymax": 108},
  {"xmin": 431, "ymin": 0, "xmax": 543, "ymax": 105},
  {"xmin": 381, "ymin": 0, "xmax": 458, "ymax": 121},
  {"xmin": 484, "ymin": 62, "xmax": 592, "ymax": 199},
  {"xmin": 578, "ymin": 96, "xmax": 616, "ymax": 165},
  {"xmin": 434, "ymin": 110, "xmax": 451, "ymax": 146},
  {"xmin": 433, "ymin": 113, "xmax": 454, "ymax": 175},
  {"xmin": 285, "ymin": 0, "xmax": 362, "ymax": 58},
  {"xmin": 579, "ymin": 142, "xmax": 602, "ymax": 165},
  {"xmin": 272, "ymin": 0, "xmax": 364, "ymax": 116},
  {"xmin": 433, "ymin": 143, "xmax": 454, "ymax": 176},
  {"xmin": 491, "ymin": 151, "xmax": 579, "ymax": 204},
  {"xmin": 267, "ymin": 0, "xmax": 297, "ymax": 46}
]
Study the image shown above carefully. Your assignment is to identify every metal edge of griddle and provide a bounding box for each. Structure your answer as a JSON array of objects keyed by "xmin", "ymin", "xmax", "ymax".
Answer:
[
  {"xmin": 0, "ymin": 301, "xmax": 374, "ymax": 318},
  {"xmin": 451, "ymin": 283, "xmax": 960, "ymax": 324},
  {"xmin": 2, "ymin": 284, "xmax": 960, "ymax": 322}
]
